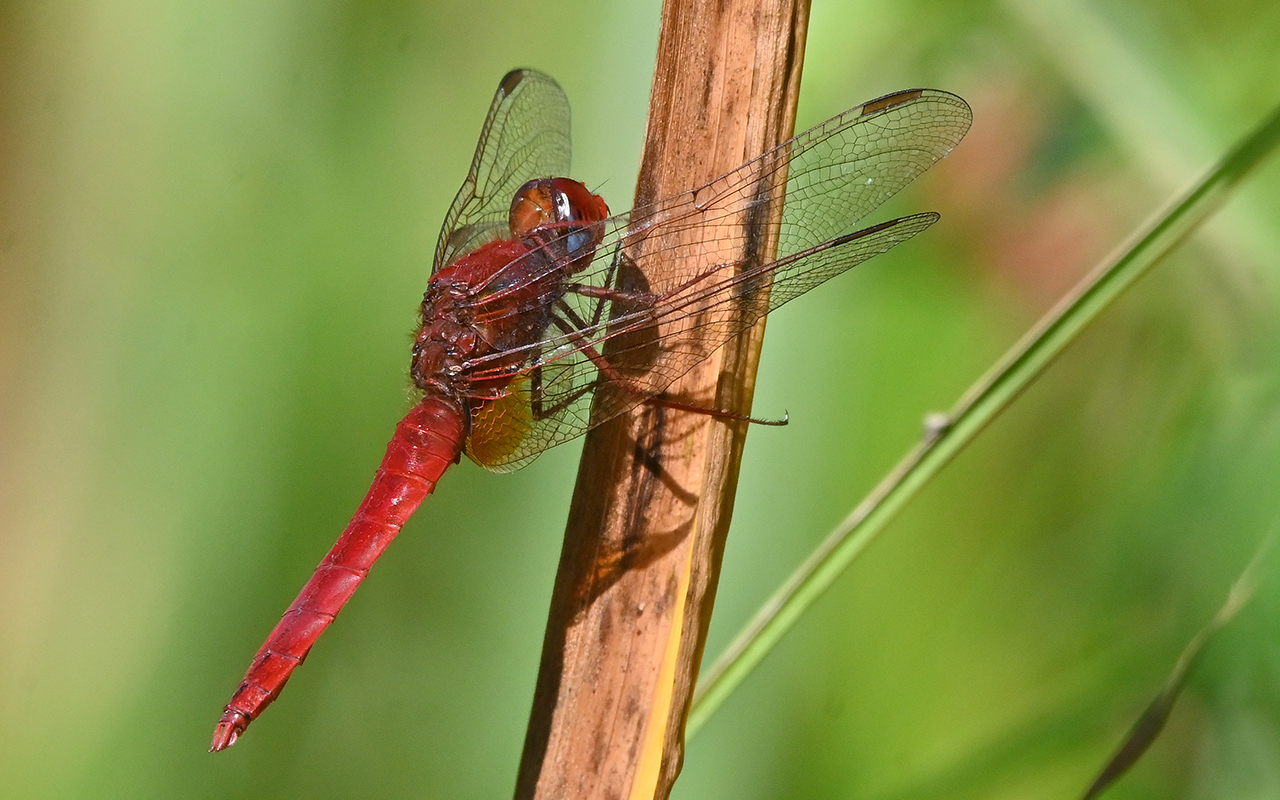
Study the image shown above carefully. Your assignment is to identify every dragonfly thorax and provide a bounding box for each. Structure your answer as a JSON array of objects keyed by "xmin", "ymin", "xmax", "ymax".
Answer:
[
  {"xmin": 410, "ymin": 314, "xmax": 477, "ymax": 396},
  {"xmin": 410, "ymin": 178, "xmax": 609, "ymax": 403}
]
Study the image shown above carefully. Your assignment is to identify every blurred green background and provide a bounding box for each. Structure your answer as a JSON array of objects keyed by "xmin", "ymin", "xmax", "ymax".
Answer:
[{"xmin": 3, "ymin": 0, "xmax": 1280, "ymax": 797}]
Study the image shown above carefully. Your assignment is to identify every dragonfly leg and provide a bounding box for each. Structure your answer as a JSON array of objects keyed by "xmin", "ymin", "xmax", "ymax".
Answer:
[
  {"xmin": 579, "ymin": 241, "xmax": 624, "ymax": 329},
  {"xmin": 562, "ymin": 282, "xmax": 657, "ymax": 305},
  {"xmin": 642, "ymin": 394, "xmax": 788, "ymax": 426},
  {"xmin": 524, "ymin": 339, "xmax": 601, "ymax": 421},
  {"xmin": 549, "ymin": 303, "xmax": 787, "ymax": 427},
  {"xmin": 530, "ymin": 372, "xmax": 599, "ymax": 420},
  {"xmin": 526, "ymin": 343, "xmax": 547, "ymax": 417}
]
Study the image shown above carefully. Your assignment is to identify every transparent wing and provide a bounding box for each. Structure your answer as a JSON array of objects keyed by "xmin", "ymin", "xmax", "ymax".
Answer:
[
  {"xmin": 458, "ymin": 88, "xmax": 972, "ymax": 471},
  {"xmin": 432, "ymin": 69, "xmax": 572, "ymax": 274}
]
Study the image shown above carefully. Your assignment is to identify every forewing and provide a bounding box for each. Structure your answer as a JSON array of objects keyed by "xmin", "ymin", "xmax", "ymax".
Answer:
[
  {"xmin": 432, "ymin": 69, "xmax": 573, "ymax": 274},
  {"xmin": 620, "ymin": 87, "xmax": 971, "ymax": 286}
]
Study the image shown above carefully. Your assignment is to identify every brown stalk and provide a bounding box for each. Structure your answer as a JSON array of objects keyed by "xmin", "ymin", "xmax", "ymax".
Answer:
[{"xmin": 513, "ymin": 1, "xmax": 810, "ymax": 798}]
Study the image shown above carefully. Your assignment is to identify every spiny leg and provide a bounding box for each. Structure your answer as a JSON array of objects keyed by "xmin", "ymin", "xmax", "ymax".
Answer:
[{"xmin": 550, "ymin": 299, "xmax": 786, "ymax": 427}]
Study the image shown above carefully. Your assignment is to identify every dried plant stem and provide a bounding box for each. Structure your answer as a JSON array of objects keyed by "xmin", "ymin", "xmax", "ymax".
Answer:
[{"xmin": 515, "ymin": 1, "xmax": 809, "ymax": 798}]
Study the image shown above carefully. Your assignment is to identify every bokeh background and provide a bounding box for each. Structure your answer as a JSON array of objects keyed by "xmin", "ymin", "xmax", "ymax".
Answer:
[{"xmin": 3, "ymin": 0, "xmax": 1280, "ymax": 797}]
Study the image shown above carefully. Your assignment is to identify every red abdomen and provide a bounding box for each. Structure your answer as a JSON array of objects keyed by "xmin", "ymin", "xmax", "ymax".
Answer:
[{"xmin": 211, "ymin": 395, "xmax": 465, "ymax": 751}]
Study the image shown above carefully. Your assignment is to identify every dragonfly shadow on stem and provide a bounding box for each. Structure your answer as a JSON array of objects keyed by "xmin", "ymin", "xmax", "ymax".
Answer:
[{"xmin": 569, "ymin": 403, "xmax": 702, "ymax": 610}]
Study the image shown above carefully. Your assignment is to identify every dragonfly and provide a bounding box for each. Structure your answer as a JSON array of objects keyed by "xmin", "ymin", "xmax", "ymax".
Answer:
[{"xmin": 210, "ymin": 68, "xmax": 971, "ymax": 751}]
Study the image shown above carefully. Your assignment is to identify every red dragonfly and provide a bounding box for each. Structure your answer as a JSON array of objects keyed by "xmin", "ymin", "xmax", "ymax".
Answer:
[{"xmin": 210, "ymin": 69, "xmax": 970, "ymax": 751}]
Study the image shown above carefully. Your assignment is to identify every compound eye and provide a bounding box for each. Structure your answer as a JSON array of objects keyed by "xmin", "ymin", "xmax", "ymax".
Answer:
[
  {"xmin": 509, "ymin": 178, "xmax": 610, "ymax": 239},
  {"xmin": 548, "ymin": 178, "xmax": 609, "ymax": 224},
  {"xmin": 509, "ymin": 179, "xmax": 557, "ymax": 238}
]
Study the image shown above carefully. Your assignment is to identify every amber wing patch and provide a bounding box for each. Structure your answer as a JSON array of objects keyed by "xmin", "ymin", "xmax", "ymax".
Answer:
[{"xmin": 465, "ymin": 378, "xmax": 535, "ymax": 469}]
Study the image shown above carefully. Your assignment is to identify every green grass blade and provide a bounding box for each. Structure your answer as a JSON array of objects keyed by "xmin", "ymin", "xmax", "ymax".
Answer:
[
  {"xmin": 1078, "ymin": 526, "xmax": 1274, "ymax": 799},
  {"xmin": 687, "ymin": 100, "xmax": 1280, "ymax": 739}
]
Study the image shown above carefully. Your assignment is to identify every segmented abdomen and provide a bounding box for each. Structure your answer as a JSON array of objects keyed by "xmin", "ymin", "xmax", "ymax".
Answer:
[{"xmin": 211, "ymin": 395, "xmax": 465, "ymax": 751}]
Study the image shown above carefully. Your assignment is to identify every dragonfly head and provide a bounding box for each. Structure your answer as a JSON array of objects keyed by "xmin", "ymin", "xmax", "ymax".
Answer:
[
  {"xmin": 509, "ymin": 178, "xmax": 610, "ymax": 271},
  {"xmin": 510, "ymin": 176, "xmax": 607, "ymax": 230}
]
